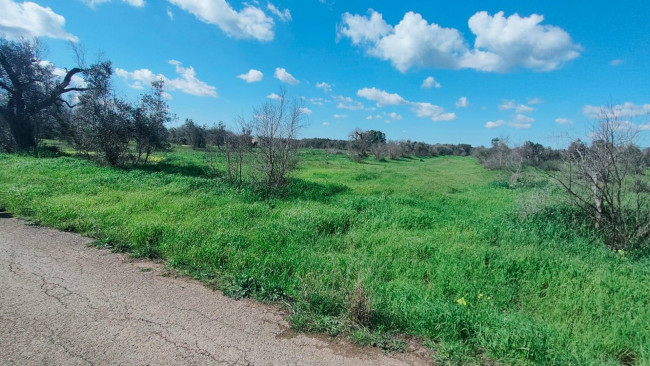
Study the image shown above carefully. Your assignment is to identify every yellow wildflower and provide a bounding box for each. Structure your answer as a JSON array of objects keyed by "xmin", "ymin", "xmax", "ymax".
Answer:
[
  {"xmin": 456, "ymin": 297, "xmax": 467, "ymax": 306},
  {"xmin": 478, "ymin": 293, "xmax": 483, "ymax": 299}
]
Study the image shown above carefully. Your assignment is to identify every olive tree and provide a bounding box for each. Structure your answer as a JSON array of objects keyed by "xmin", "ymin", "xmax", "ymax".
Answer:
[
  {"xmin": 0, "ymin": 38, "xmax": 100, "ymax": 151},
  {"xmin": 132, "ymin": 80, "xmax": 171, "ymax": 164}
]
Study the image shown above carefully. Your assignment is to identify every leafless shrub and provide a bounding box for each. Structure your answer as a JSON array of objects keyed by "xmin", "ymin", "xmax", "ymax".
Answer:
[{"xmin": 549, "ymin": 108, "xmax": 650, "ymax": 251}]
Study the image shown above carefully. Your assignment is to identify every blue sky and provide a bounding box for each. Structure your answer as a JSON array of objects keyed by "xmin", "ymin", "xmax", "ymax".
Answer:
[{"xmin": 1, "ymin": 0, "xmax": 649, "ymax": 146}]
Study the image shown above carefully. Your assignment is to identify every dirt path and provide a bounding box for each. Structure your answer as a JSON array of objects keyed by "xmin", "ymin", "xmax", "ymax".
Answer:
[{"xmin": 0, "ymin": 216, "xmax": 429, "ymax": 365}]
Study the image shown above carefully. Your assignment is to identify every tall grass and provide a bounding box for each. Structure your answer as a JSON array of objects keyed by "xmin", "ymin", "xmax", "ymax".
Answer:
[{"xmin": 0, "ymin": 147, "xmax": 648, "ymax": 365}]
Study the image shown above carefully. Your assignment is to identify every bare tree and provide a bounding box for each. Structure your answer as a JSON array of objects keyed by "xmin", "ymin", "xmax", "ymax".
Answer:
[
  {"xmin": 223, "ymin": 125, "xmax": 252, "ymax": 187},
  {"xmin": 550, "ymin": 108, "xmax": 650, "ymax": 250},
  {"xmin": 250, "ymin": 90, "xmax": 304, "ymax": 190}
]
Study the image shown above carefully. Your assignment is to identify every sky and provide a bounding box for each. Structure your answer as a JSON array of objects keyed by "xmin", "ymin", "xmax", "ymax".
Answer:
[{"xmin": 1, "ymin": 0, "xmax": 649, "ymax": 147}]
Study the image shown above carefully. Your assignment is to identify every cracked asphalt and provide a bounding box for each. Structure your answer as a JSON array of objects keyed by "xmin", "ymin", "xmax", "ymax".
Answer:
[{"xmin": 0, "ymin": 216, "xmax": 430, "ymax": 365}]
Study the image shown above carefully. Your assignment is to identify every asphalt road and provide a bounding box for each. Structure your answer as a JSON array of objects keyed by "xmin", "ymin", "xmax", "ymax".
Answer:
[{"xmin": 0, "ymin": 215, "xmax": 429, "ymax": 365}]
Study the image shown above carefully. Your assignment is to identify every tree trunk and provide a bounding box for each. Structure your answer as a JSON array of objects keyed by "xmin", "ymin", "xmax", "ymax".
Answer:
[{"xmin": 7, "ymin": 115, "xmax": 36, "ymax": 150}]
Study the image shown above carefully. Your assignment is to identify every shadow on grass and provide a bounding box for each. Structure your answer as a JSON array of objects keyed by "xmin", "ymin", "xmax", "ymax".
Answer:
[
  {"xmin": 119, "ymin": 160, "xmax": 220, "ymax": 179},
  {"xmin": 260, "ymin": 178, "xmax": 350, "ymax": 202}
]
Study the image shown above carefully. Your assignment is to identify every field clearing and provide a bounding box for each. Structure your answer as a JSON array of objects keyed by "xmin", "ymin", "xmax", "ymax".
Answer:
[{"xmin": 1, "ymin": 147, "xmax": 648, "ymax": 365}]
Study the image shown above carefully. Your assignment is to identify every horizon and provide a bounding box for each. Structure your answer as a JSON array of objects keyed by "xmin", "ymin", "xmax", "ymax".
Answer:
[{"xmin": 1, "ymin": 0, "xmax": 649, "ymax": 148}]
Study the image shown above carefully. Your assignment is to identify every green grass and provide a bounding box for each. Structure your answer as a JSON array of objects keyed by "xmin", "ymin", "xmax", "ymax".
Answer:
[{"xmin": 1, "ymin": 146, "xmax": 648, "ymax": 365}]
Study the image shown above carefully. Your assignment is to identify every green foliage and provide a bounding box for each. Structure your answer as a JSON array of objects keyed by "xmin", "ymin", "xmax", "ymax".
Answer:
[{"xmin": 0, "ymin": 148, "xmax": 649, "ymax": 365}]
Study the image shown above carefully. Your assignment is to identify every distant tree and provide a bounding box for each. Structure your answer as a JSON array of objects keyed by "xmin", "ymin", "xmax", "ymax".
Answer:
[
  {"xmin": 550, "ymin": 108, "xmax": 650, "ymax": 251},
  {"xmin": 132, "ymin": 79, "xmax": 171, "ymax": 164},
  {"xmin": 349, "ymin": 129, "xmax": 385, "ymax": 159},
  {"xmin": 182, "ymin": 119, "xmax": 207, "ymax": 149},
  {"xmin": 249, "ymin": 90, "xmax": 304, "ymax": 190},
  {"xmin": 0, "ymin": 38, "xmax": 104, "ymax": 151}
]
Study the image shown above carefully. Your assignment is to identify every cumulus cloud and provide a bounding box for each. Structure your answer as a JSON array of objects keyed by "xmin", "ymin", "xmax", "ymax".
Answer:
[
  {"xmin": 421, "ymin": 76, "xmax": 441, "ymax": 89},
  {"xmin": 83, "ymin": 0, "xmax": 145, "ymax": 7},
  {"xmin": 237, "ymin": 69, "xmax": 263, "ymax": 83},
  {"xmin": 411, "ymin": 102, "xmax": 456, "ymax": 121},
  {"xmin": 456, "ymin": 96, "xmax": 469, "ymax": 108},
  {"xmin": 485, "ymin": 120, "xmax": 506, "ymax": 129},
  {"xmin": 555, "ymin": 117, "xmax": 573, "ymax": 125},
  {"xmin": 499, "ymin": 99, "xmax": 534, "ymax": 113},
  {"xmin": 366, "ymin": 115, "xmax": 373, "ymax": 120},
  {"xmin": 337, "ymin": 9, "xmax": 391, "ymax": 44},
  {"xmin": 485, "ymin": 114, "xmax": 534, "ymax": 129},
  {"xmin": 334, "ymin": 114, "xmax": 347, "ymax": 119},
  {"xmin": 115, "ymin": 60, "xmax": 217, "ymax": 97},
  {"xmin": 306, "ymin": 97, "xmax": 327, "ymax": 105},
  {"xmin": 0, "ymin": 0, "xmax": 78, "ymax": 41},
  {"xmin": 167, "ymin": 6, "xmax": 174, "ymax": 19},
  {"xmin": 316, "ymin": 82, "xmax": 332, "ymax": 93},
  {"xmin": 334, "ymin": 95, "xmax": 364, "ymax": 110},
  {"xmin": 338, "ymin": 10, "xmax": 581, "ymax": 73},
  {"xmin": 300, "ymin": 107, "xmax": 312, "ymax": 115},
  {"xmin": 389, "ymin": 112, "xmax": 402, "ymax": 120},
  {"xmin": 267, "ymin": 93, "xmax": 281, "ymax": 100},
  {"xmin": 168, "ymin": 0, "xmax": 275, "ymax": 41},
  {"xmin": 528, "ymin": 97, "xmax": 543, "ymax": 105},
  {"xmin": 267, "ymin": 2, "xmax": 291, "ymax": 22},
  {"xmin": 583, "ymin": 102, "xmax": 650, "ymax": 119},
  {"xmin": 322, "ymin": 121, "xmax": 330, "ymax": 126},
  {"xmin": 357, "ymin": 87, "xmax": 407, "ymax": 107},
  {"xmin": 357, "ymin": 87, "xmax": 454, "ymax": 122},
  {"xmin": 274, "ymin": 67, "xmax": 299, "ymax": 84}
]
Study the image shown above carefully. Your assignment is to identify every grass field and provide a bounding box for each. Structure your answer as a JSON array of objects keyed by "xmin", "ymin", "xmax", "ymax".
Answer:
[{"xmin": 1, "ymin": 146, "xmax": 648, "ymax": 365}]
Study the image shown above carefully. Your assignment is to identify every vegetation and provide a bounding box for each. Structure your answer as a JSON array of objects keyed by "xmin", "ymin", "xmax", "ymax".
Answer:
[{"xmin": 1, "ymin": 146, "xmax": 648, "ymax": 365}]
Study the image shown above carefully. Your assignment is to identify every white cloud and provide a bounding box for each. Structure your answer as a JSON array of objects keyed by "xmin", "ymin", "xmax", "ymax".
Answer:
[
  {"xmin": 334, "ymin": 95, "xmax": 364, "ymax": 110},
  {"xmin": 337, "ymin": 9, "xmax": 391, "ymax": 44},
  {"xmin": 334, "ymin": 114, "xmax": 347, "ymax": 119},
  {"xmin": 357, "ymin": 87, "xmax": 407, "ymax": 106},
  {"xmin": 499, "ymin": 99, "xmax": 534, "ymax": 113},
  {"xmin": 583, "ymin": 102, "xmax": 650, "ymax": 119},
  {"xmin": 389, "ymin": 112, "xmax": 402, "ymax": 120},
  {"xmin": 300, "ymin": 107, "xmax": 312, "ymax": 115},
  {"xmin": 115, "ymin": 60, "xmax": 217, "ymax": 97},
  {"xmin": 411, "ymin": 102, "xmax": 456, "ymax": 121},
  {"xmin": 307, "ymin": 97, "xmax": 326, "ymax": 105},
  {"xmin": 168, "ymin": 0, "xmax": 275, "ymax": 41},
  {"xmin": 267, "ymin": 2, "xmax": 291, "ymax": 22},
  {"xmin": 167, "ymin": 6, "xmax": 174, "ymax": 19},
  {"xmin": 322, "ymin": 121, "xmax": 330, "ymax": 126},
  {"xmin": 639, "ymin": 123, "xmax": 650, "ymax": 131},
  {"xmin": 267, "ymin": 93, "xmax": 281, "ymax": 100},
  {"xmin": 456, "ymin": 96, "xmax": 469, "ymax": 108},
  {"xmin": 485, "ymin": 120, "xmax": 506, "ymax": 129},
  {"xmin": 421, "ymin": 76, "xmax": 441, "ymax": 89},
  {"xmin": 83, "ymin": 0, "xmax": 145, "ymax": 7},
  {"xmin": 316, "ymin": 82, "xmax": 332, "ymax": 93},
  {"xmin": 274, "ymin": 67, "xmax": 299, "ymax": 84},
  {"xmin": 357, "ymin": 86, "xmax": 454, "ymax": 122},
  {"xmin": 555, "ymin": 117, "xmax": 573, "ymax": 125},
  {"xmin": 485, "ymin": 114, "xmax": 534, "ymax": 129},
  {"xmin": 528, "ymin": 97, "xmax": 543, "ymax": 105},
  {"xmin": 0, "ymin": 0, "xmax": 78, "ymax": 41},
  {"xmin": 511, "ymin": 114, "xmax": 534, "ymax": 129},
  {"xmin": 338, "ymin": 10, "xmax": 581, "ymax": 73},
  {"xmin": 609, "ymin": 59, "xmax": 623, "ymax": 66},
  {"xmin": 366, "ymin": 115, "xmax": 373, "ymax": 120},
  {"xmin": 237, "ymin": 69, "xmax": 263, "ymax": 83}
]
